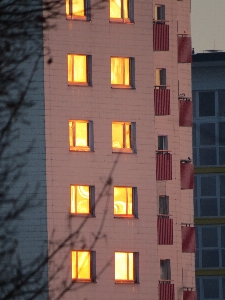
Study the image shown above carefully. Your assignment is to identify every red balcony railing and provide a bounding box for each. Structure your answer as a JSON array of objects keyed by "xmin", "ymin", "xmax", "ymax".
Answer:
[
  {"xmin": 156, "ymin": 152, "xmax": 172, "ymax": 180},
  {"xmin": 179, "ymin": 98, "xmax": 192, "ymax": 127},
  {"xmin": 153, "ymin": 23, "xmax": 169, "ymax": 51},
  {"xmin": 157, "ymin": 216, "xmax": 173, "ymax": 245},
  {"xmin": 178, "ymin": 35, "xmax": 192, "ymax": 63},
  {"xmin": 180, "ymin": 162, "xmax": 194, "ymax": 189},
  {"xmin": 182, "ymin": 226, "xmax": 196, "ymax": 253},
  {"xmin": 154, "ymin": 88, "xmax": 170, "ymax": 115},
  {"xmin": 159, "ymin": 282, "xmax": 175, "ymax": 300}
]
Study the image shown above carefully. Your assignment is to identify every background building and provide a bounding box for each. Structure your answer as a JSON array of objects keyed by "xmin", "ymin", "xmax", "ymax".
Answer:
[{"xmin": 192, "ymin": 51, "xmax": 225, "ymax": 300}]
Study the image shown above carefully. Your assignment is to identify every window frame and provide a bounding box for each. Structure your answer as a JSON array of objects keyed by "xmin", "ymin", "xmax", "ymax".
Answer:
[
  {"xmin": 66, "ymin": 0, "xmax": 91, "ymax": 20},
  {"xmin": 115, "ymin": 252, "xmax": 139, "ymax": 283},
  {"xmin": 67, "ymin": 54, "xmax": 92, "ymax": 86},
  {"xmin": 155, "ymin": 68, "xmax": 166, "ymax": 89},
  {"xmin": 111, "ymin": 57, "xmax": 135, "ymax": 89},
  {"xmin": 112, "ymin": 121, "xmax": 136, "ymax": 153},
  {"xmin": 160, "ymin": 259, "xmax": 171, "ymax": 282},
  {"xmin": 71, "ymin": 250, "xmax": 96, "ymax": 282},
  {"xmin": 158, "ymin": 135, "xmax": 168, "ymax": 151},
  {"xmin": 70, "ymin": 185, "xmax": 95, "ymax": 216},
  {"xmin": 114, "ymin": 186, "xmax": 138, "ymax": 218},
  {"xmin": 69, "ymin": 120, "xmax": 94, "ymax": 152},
  {"xmin": 159, "ymin": 195, "xmax": 169, "ymax": 216},
  {"xmin": 154, "ymin": 4, "xmax": 165, "ymax": 23},
  {"xmin": 109, "ymin": 0, "xmax": 134, "ymax": 23}
]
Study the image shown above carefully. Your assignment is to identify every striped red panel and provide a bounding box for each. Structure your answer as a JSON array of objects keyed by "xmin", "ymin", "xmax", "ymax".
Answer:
[
  {"xmin": 178, "ymin": 36, "xmax": 192, "ymax": 63},
  {"xmin": 157, "ymin": 217, "xmax": 173, "ymax": 245},
  {"xmin": 153, "ymin": 23, "xmax": 169, "ymax": 51},
  {"xmin": 180, "ymin": 163, "xmax": 194, "ymax": 189},
  {"xmin": 183, "ymin": 291, "xmax": 197, "ymax": 300},
  {"xmin": 159, "ymin": 283, "xmax": 175, "ymax": 300},
  {"xmin": 179, "ymin": 100, "xmax": 193, "ymax": 127},
  {"xmin": 156, "ymin": 153, "xmax": 172, "ymax": 181},
  {"xmin": 182, "ymin": 226, "xmax": 196, "ymax": 253},
  {"xmin": 154, "ymin": 89, "xmax": 170, "ymax": 115}
]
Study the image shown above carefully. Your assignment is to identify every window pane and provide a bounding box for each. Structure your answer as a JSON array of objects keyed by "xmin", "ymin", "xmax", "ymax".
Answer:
[
  {"xmin": 218, "ymin": 90, "xmax": 225, "ymax": 116},
  {"xmin": 123, "ymin": 0, "xmax": 128, "ymax": 18},
  {"xmin": 72, "ymin": 251, "xmax": 91, "ymax": 280},
  {"xmin": 112, "ymin": 123, "xmax": 123, "ymax": 148},
  {"xmin": 220, "ymin": 176, "xmax": 225, "ymax": 196},
  {"xmin": 110, "ymin": 0, "xmax": 121, "ymax": 18},
  {"xmin": 202, "ymin": 228, "xmax": 218, "ymax": 247},
  {"xmin": 219, "ymin": 122, "xmax": 225, "ymax": 145},
  {"xmin": 223, "ymin": 278, "xmax": 225, "ymax": 298},
  {"xmin": 192, "ymin": 123, "xmax": 196, "ymax": 147},
  {"xmin": 203, "ymin": 278, "xmax": 219, "ymax": 298},
  {"xmin": 77, "ymin": 186, "xmax": 89, "ymax": 213},
  {"xmin": 221, "ymin": 198, "xmax": 225, "ymax": 216},
  {"xmin": 111, "ymin": 57, "xmax": 130, "ymax": 86},
  {"xmin": 72, "ymin": 0, "xmax": 84, "ymax": 16},
  {"xmin": 221, "ymin": 226, "xmax": 225, "ymax": 248},
  {"xmin": 199, "ymin": 148, "xmax": 217, "ymax": 166},
  {"xmin": 71, "ymin": 185, "xmax": 90, "ymax": 214},
  {"xmin": 68, "ymin": 55, "xmax": 73, "ymax": 82},
  {"xmin": 125, "ymin": 124, "xmax": 131, "ymax": 148},
  {"xmin": 200, "ymin": 198, "xmax": 217, "ymax": 217},
  {"xmin": 128, "ymin": 253, "xmax": 134, "ymax": 280},
  {"xmin": 76, "ymin": 122, "xmax": 88, "ymax": 146},
  {"xmin": 78, "ymin": 251, "xmax": 90, "ymax": 279},
  {"xmin": 222, "ymin": 249, "xmax": 225, "ymax": 267},
  {"xmin": 200, "ymin": 123, "xmax": 215, "ymax": 145},
  {"xmin": 66, "ymin": 0, "xmax": 70, "ymax": 16},
  {"xmin": 114, "ymin": 187, "xmax": 132, "ymax": 215},
  {"xmin": 201, "ymin": 176, "xmax": 216, "ymax": 196},
  {"xmin": 74, "ymin": 55, "xmax": 87, "ymax": 83},
  {"xmin": 195, "ymin": 249, "xmax": 199, "ymax": 268},
  {"xmin": 199, "ymin": 92, "xmax": 215, "ymax": 117},
  {"xmin": 115, "ymin": 252, "xmax": 129, "ymax": 280},
  {"xmin": 69, "ymin": 121, "xmax": 74, "ymax": 147},
  {"xmin": 219, "ymin": 147, "xmax": 225, "ymax": 165},
  {"xmin": 202, "ymin": 250, "xmax": 219, "ymax": 268}
]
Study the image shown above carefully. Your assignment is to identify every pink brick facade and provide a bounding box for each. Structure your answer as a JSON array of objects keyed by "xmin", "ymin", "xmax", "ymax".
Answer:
[{"xmin": 44, "ymin": 1, "xmax": 195, "ymax": 299}]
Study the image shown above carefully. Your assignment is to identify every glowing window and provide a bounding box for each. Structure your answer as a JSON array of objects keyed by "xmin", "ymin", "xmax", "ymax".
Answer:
[
  {"xmin": 72, "ymin": 251, "xmax": 96, "ymax": 281},
  {"xmin": 66, "ymin": 0, "xmax": 90, "ymax": 20},
  {"xmin": 68, "ymin": 54, "xmax": 91, "ymax": 85},
  {"xmin": 115, "ymin": 252, "xmax": 139, "ymax": 282},
  {"xmin": 70, "ymin": 185, "xmax": 94, "ymax": 215},
  {"xmin": 114, "ymin": 187, "xmax": 137, "ymax": 217},
  {"xmin": 112, "ymin": 122, "xmax": 136, "ymax": 153},
  {"xmin": 110, "ymin": 0, "xmax": 133, "ymax": 22},
  {"xmin": 111, "ymin": 57, "xmax": 134, "ymax": 88},
  {"xmin": 69, "ymin": 120, "xmax": 93, "ymax": 151}
]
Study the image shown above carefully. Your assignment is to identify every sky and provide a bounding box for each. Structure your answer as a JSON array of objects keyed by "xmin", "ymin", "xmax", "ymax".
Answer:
[{"xmin": 191, "ymin": 0, "xmax": 225, "ymax": 53}]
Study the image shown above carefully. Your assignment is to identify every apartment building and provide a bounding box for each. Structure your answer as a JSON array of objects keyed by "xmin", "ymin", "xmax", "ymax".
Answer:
[
  {"xmin": 11, "ymin": 1, "xmax": 195, "ymax": 299},
  {"xmin": 192, "ymin": 51, "xmax": 225, "ymax": 300}
]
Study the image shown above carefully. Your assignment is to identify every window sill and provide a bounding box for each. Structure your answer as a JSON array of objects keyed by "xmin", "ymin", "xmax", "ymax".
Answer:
[
  {"xmin": 110, "ymin": 19, "xmax": 134, "ymax": 24},
  {"xmin": 66, "ymin": 16, "xmax": 90, "ymax": 21},
  {"xmin": 111, "ymin": 85, "xmax": 135, "ymax": 89},
  {"xmin": 112, "ymin": 148, "xmax": 134, "ymax": 154},
  {"xmin": 115, "ymin": 280, "xmax": 137, "ymax": 284},
  {"xmin": 72, "ymin": 279, "xmax": 93, "ymax": 283},
  {"xmin": 70, "ymin": 213, "xmax": 95, "ymax": 217},
  {"xmin": 70, "ymin": 147, "xmax": 92, "ymax": 152},
  {"xmin": 114, "ymin": 215, "xmax": 138, "ymax": 219},
  {"xmin": 68, "ymin": 83, "xmax": 92, "ymax": 87}
]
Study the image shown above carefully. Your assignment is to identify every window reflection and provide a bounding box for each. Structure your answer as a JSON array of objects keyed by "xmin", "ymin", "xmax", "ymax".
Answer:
[
  {"xmin": 68, "ymin": 54, "xmax": 87, "ymax": 84},
  {"xmin": 115, "ymin": 252, "xmax": 133, "ymax": 281},
  {"xmin": 111, "ymin": 57, "xmax": 130, "ymax": 86},
  {"xmin": 72, "ymin": 251, "xmax": 91, "ymax": 280},
  {"xmin": 110, "ymin": 0, "xmax": 128, "ymax": 19},
  {"xmin": 112, "ymin": 122, "xmax": 131, "ymax": 150},
  {"xmin": 66, "ymin": 0, "xmax": 85, "ymax": 18},
  {"xmin": 71, "ymin": 185, "xmax": 90, "ymax": 214},
  {"xmin": 114, "ymin": 187, "xmax": 132, "ymax": 215},
  {"xmin": 69, "ymin": 121, "xmax": 89, "ymax": 150}
]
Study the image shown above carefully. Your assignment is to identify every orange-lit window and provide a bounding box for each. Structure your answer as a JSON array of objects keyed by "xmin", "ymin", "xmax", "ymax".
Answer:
[
  {"xmin": 154, "ymin": 4, "xmax": 165, "ymax": 22},
  {"xmin": 68, "ymin": 54, "xmax": 91, "ymax": 85},
  {"xmin": 70, "ymin": 185, "xmax": 95, "ymax": 215},
  {"xmin": 110, "ymin": 0, "xmax": 133, "ymax": 22},
  {"xmin": 114, "ymin": 187, "xmax": 137, "ymax": 217},
  {"xmin": 69, "ymin": 120, "xmax": 93, "ymax": 151},
  {"xmin": 72, "ymin": 251, "xmax": 96, "ymax": 282},
  {"xmin": 111, "ymin": 57, "xmax": 134, "ymax": 88},
  {"xmin": 66, "ymin": 0, "xmax": 90, "ymax": 20},
  {"xmin": 115, "ymin": 252, "xmax": 139, "ymax": 283},
  {"xmin": 112, "ymin": 122, "xmax": 136, "ymax": 153}
]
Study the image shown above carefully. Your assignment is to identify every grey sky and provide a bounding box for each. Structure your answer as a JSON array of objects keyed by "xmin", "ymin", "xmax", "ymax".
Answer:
[{"xmin": 191, "ymin": 0, "xmax": 225, "ymax": 53}]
